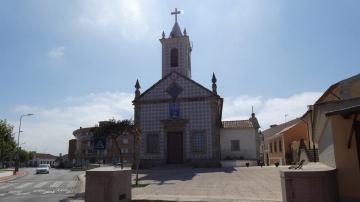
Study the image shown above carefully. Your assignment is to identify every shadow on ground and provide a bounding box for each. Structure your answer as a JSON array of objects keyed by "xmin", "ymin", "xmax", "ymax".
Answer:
[
  {"xmin": 59, "ymin": 192, "xmax": 85, "ymax": 202},
  {"xmin": 136, "ymin": 166, "xmax": 236, "ymax": 185}
]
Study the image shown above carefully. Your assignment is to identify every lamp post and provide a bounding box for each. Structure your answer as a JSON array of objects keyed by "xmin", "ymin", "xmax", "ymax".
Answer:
[{"xmin": 15, "ymin": 113, "xmax": 34, "ymax": 172}]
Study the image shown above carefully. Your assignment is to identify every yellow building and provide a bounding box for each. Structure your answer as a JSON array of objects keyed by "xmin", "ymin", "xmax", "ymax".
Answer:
[
  {"xmin": 263, "ymin": 119, "xmax": 309, "ymax": 165},
  {"xmin": 302, "ymin": 73, "xmax": 360, "ymax": 202}
]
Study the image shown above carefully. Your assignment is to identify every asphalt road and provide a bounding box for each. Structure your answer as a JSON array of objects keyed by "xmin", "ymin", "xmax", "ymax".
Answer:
[{"xmin": 0, "ymin": 168, "xmax": 84, "ymax": 202}]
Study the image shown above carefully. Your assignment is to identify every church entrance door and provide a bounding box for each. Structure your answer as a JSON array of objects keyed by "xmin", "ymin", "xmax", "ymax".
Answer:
[{"xmin": 167, "ymin": 132, "xmax": 183, "ymax": 164}]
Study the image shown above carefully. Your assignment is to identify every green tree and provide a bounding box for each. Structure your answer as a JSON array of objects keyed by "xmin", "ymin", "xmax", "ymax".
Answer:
[
  {"xmin": 0, "ymin": 119, "xmax": 16, "ymax": 168},
  {"xmin": 91, "ymin": 119, "xmax": 141, "ymax": 185},
  {"xmin": 18, "ymin": 148, "xmax": 30, "ymax": 163}
]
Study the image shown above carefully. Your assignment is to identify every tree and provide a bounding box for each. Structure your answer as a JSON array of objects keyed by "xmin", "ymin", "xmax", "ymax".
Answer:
[
  {"xmin": 91, "ymin": 119, "xmax": 141, "ymax": 185},
  {"xmin": 18, "ymin": 148, "xmax": 30, "ymax": 163},
  {"xmin": 0, "ymin": 119, "xmax": 16, "ymax": 168}
]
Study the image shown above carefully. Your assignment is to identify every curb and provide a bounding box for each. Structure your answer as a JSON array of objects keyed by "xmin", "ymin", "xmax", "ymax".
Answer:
[
  {"xmin": 0, "ymin": 170, "xmax": 26, "ymax": 183},
  {"xmin": 76, "ymin": 173, "xmax": 86, "ymax": 193}
]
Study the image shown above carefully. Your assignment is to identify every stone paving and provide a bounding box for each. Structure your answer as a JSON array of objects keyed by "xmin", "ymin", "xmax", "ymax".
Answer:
[{"xmin": 132, "ymin": 166, "xmax": 283, "ymax": 202}]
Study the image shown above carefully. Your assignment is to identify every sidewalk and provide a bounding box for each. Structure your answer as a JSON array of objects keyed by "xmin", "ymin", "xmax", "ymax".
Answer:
[
  {"xmin": 0, "ymin": 170, "xmax": 26, "ymax": 182},
  {"xmin": 72, "ymin": 166, "xmax": 283, "ymax": 202}
]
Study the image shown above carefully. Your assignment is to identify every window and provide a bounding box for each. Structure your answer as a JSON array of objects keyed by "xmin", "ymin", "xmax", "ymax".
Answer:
[
  {"xmin": 122, "ymin": 138, "xmax": 128, "ymax": 144},
  {"xmin": 274, "ymin": 141, "xmax": 277, "ymax": 152},
  {"xmin": 231, "ymin": 140, "xmax": 240, "ymax": 151},
  {"xmin": 170, "ymin": 48, "xmax": 178, "ymax": 67},
  {"xmin": 147, "ymin": 133, "xmax": 159, "ymax": 153},
  {"xmin": 121, "ymin": 148, "xmax": 128, "ymax": 153},
  {"xmin": 192, "ymin": 133, "xmax": 206, "ymax": 153},
  {"xmin": 270, "ymin": 143, "xmax": 272, "ymax": 153},
  {"xmin": 279, "ymin": 140, "xmax": 282, "ymax": 152}
]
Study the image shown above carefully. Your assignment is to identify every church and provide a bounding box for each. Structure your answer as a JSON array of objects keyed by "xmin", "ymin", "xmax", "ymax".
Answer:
[{"xmin": 133, "ymin": 9, "xmax": 260, "ymax": 167}]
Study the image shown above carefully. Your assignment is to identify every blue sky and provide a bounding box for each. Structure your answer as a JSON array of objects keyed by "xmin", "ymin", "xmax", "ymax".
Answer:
[{"xmin": 1, "ymin": 0, "xmax": 359, "ymax": 155}]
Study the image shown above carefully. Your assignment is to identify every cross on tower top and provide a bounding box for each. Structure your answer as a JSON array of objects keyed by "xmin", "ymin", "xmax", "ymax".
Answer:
[{"xmin": 171, "ymin": 8, "xmax": 181, "ymax": 23}]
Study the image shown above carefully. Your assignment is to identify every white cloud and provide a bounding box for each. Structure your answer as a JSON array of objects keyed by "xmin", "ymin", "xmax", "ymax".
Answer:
[
  {"xmin": 76, "ymin": 0, "xmax": 162, "ymax": 40},
  {"xmin": 48, "ymin": 46, "xmax": 65, "ymax": 59},
  {"xmin": 223, "ymin": 92, "xmax": 322, "ymax": 130},
  {"xmin": 12, "ymin": 92, "xmax": 134, "ymax": 155},
  {"xmin": 12, "ymin": 90, "xmax": 321, "ymax": 155}
]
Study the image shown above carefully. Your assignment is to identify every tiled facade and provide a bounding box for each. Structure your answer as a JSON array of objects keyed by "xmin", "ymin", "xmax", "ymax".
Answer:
[{"xmin": 135, "ymin": 72, "xmax": 222, "ymax": 165}]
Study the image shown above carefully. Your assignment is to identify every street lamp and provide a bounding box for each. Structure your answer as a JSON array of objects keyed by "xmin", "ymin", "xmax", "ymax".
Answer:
[{"xmin": 15, "ymin": 113, "xmax": 34, "ymax": 172}]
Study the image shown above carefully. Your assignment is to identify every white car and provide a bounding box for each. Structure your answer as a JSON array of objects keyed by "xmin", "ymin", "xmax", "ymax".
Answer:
[{"xmin": 36, "ymin": 164, "xmax": 50, "ymax": 174}]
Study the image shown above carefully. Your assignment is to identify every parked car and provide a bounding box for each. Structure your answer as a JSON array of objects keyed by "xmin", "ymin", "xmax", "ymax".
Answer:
[{"xmin": 36, "ymin": 164, "xmax": 50, "ymax": 174}]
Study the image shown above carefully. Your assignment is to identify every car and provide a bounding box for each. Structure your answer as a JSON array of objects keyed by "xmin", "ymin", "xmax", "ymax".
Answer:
[{"xmin": 36, "ymin": 164, "xmax": 50, "ymax": 174}]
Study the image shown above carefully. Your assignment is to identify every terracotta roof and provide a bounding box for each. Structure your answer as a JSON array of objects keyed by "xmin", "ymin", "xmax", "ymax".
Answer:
[
  {"xmin": 315, "ymin": 73, "xmax": 360, "ymax": 104},
  {"xmin": 222, "ymin": 120, "xmax": 254, "ymax": 129},
  {"xmin": 34, "ymin": 153, "xmax": 57, "ymax": 159},
  {"xmin": 262, "ymin": 118, "xmax": 301, "ymax": 138}
]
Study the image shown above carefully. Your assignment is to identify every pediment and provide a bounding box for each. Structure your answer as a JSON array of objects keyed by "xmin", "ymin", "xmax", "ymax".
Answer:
[{"xmin": 136, "ymin": 72, "xmax": 218, "ymax": 102}]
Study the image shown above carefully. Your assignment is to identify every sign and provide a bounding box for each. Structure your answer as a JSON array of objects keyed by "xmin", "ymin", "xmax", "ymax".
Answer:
[
  {"xmin": 94, "ymin": 137, "xmax": 106, "ymax": 150},
  {"xmin": 169, "ymin": 103, "xmax": 180, "ymax": 118}
]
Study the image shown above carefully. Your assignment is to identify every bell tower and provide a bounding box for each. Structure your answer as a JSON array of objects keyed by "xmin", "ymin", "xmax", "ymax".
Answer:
[{"xmin": 160, "ymin": 8, "xmax": 192, "ymax": 78}]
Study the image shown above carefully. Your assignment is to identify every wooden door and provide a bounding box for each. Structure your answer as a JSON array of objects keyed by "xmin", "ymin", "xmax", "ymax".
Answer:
[{"xmin": 167, "ymin": 132, "xmax": 183, "ymax": 164}]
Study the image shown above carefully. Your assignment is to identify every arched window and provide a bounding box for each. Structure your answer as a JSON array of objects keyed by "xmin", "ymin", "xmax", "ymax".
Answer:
[{"xmin": 170, "ymin": 48, "xmax": 178, "ymax": 67}]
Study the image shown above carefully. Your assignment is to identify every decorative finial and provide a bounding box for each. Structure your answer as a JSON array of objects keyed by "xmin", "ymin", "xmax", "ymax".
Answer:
[
  {"xmin": 212, "ymin": 72, "xmax": 217, "ymax": 94},
  {"xmin": 212, "ymin": 72, "xmax": 217, "ymax": 83},
  {"xmin": 135, "ymin": 79, "xmax": 141, "ymax": 98},
  {"xmin": 183, "ymin": 28, "xmax": 187, "ymax": 36},
  {"xmin": 171, "ymin": 8, "xmax": 181, "ymax": 23},
  {"xmin": 251, "ymin": 106, "xmax": 255, "ymax": 118},
  {"xmin": 162, "ymin": 31, "xmax": 165, "ymax": 38}
]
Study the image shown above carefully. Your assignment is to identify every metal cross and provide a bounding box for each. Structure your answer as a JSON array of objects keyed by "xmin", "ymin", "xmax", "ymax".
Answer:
[{"xmin": 171, "ymin": 8, "xmax": 181, "ymax": 23}]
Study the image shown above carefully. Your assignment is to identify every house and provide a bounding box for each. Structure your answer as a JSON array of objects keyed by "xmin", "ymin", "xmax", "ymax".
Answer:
[
  {"xmin": 300, "ymin": 73, "xmax": 360, "ymax": 201},
  {"xmin": 263, "ymin": 118, "xmax": 309, "ymax": 165},
  {"xmin": 72, "ymin": 121, "xmax": 135, "ymax": 165},
  {"xmin": 220, "ymin": 112, "xmax": 261, "ymax": 161},
  {"xmin": 29, "ymin": 153, "xmax": 57, "ymax": 167}
]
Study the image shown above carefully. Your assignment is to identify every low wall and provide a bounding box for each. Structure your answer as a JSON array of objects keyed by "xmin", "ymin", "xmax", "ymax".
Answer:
[
  {"xmin": 85, "ymin": 167, "xmax": 131, "ymax": 202},
  {"xmin": 281, "ymin": 166, "xmax": 338, "ymax": 202}
]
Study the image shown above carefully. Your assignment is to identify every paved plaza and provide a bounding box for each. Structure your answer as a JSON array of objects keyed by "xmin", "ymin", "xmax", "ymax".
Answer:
[{"xmin": 132, "ymin": 166, "xmax": 283, "ymax": 202}]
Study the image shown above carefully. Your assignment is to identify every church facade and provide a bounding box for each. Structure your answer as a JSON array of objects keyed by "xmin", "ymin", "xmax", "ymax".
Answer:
[
  {"xmin": 133, "ymin": 10, "xmax": 260, "ymax": 167},
  {"xmin": 133, "ymin": 12, "xmax": 223, "ymax": 166}
]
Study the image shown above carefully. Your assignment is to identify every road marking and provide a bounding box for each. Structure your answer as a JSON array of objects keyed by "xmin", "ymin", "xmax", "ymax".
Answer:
[
  {"xmin": 0, "ymin": 184, "xmax": 14, "ymax": 190},
  {"xmin": 43, "ymin": 190, "xmax": 55, "ymax": 194},
  {"xmin": 15, "ymin": 182, "xmax": 32, "ymax": 189},
  {"xmin": 8, "ymin": 190, "xmax": 22, "ymax": 194},
  {"xmin": 50, "ymin": 181, "xmax": 63, "ymax": 188},
  {"xmin": 16, "ymin": 192, "xmax": 30, "ymax": 196},
  {"xmin": 33, "ymin": 181, "xmax": 48, "ymax": 188},
  {"xmin": 32, "ymin": 189, "xmax": 46, "ymax": 193},
  {"xmin": 66, "ymin": 181, "xmax": 77, "ymax": 188}
]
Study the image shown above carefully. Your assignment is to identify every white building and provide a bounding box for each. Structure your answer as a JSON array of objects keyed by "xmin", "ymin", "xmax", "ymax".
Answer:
[
  {"xmin": 29, "ymin": 153, "xmax": 57, "ymax": 167},
  {"xmin": 220, "ymin": 113, "xmax": 261, "ymax": 161}
]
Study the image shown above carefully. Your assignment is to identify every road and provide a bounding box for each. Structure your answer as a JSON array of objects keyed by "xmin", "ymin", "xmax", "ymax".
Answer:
[{"xmin": 0, "ymin": 168, "xmax": 84, "ymax": 202}]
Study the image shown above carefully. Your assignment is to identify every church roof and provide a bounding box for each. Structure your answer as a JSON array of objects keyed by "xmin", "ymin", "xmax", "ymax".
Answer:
[
  {"xmin": 222, "ymin": 120, "xmax": 254, "ymax": 129},
  {"xmin": 170, "ymin": 22, "xmax": 183, "ymax": 38},
  {"xmin": 134, "ymin": 71, "xmax": 221, "ymax": 101}
]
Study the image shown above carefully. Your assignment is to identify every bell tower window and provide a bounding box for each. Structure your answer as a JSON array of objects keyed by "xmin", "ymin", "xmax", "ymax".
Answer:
[{"xmin": 170, "ymin": 48, "xmax": 178, "ymax": 67}]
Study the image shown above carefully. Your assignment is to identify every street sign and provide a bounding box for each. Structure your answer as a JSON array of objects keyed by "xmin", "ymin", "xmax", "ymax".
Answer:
[{"xmin": 94, "ymin": 137, "xmax": 106, "ymax": 150}]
